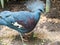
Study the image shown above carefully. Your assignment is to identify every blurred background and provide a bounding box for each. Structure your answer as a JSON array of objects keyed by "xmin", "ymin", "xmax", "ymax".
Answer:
[{"xmin": 0, "ymin": 0, "xmax": 60, "ymax": 45}]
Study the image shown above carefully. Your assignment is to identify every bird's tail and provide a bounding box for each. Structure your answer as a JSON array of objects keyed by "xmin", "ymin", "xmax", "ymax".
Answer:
[{"xmin": 25, "ymin": 0, "xmax": 45, "ymax": 12}]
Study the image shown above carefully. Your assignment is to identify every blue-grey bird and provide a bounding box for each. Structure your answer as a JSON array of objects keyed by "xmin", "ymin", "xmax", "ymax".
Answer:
[{"xmin": 0, "ymin": 0, "xmax": 45, "ymax": 34}]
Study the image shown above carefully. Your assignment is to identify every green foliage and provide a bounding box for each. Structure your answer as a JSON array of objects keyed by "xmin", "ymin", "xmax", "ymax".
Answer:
[
  {"xmin": 0, "ymin": 0, "xmax": 9, "ymax": 8},
  {"xmin": 46, "ymin": 0, "xmax": 51, "ymax": 12},
  {"xmin": 0, "ymin": 0, "xmax": 4, "ymax": 8}
]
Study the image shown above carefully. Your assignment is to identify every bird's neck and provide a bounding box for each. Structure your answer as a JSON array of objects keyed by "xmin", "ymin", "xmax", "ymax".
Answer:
[{"xmin": 33, "ymin": 10, "xmax": 41, "ymax": 21}]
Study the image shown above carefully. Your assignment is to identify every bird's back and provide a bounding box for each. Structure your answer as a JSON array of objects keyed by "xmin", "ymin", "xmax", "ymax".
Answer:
[{"xmin": 0, "ymin": 11, "xmax": 16, "ymax": 25}]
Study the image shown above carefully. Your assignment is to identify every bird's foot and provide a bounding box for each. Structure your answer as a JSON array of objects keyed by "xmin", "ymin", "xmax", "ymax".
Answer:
[{"xmin": 22, "ymin": 32, "xmax": 34, "ymax": 41}]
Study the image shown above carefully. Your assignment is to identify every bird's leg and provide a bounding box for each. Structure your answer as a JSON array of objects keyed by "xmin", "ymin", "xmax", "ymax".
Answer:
[
  {"xmin": 20, "ymin": 27, "xmax": 34, "ymax": 41},
  {"xmin": 19, "ymin": 27, "xmax": 29, "ymax": 41},
  {"xmin": 19, "ymin": 32, "xmax": 25, "ymax": 45}
]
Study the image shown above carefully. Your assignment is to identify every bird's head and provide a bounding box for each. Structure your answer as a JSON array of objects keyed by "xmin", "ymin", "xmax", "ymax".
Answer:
[{"xmin": 26, "ymin": 0, "xmax": 45, "ymax": 12}]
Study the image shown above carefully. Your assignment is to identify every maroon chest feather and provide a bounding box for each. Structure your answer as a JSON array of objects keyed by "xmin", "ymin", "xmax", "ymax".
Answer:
[{"xmin": 17, "ymin": 17, "xmax": 36, "ymax": 30}]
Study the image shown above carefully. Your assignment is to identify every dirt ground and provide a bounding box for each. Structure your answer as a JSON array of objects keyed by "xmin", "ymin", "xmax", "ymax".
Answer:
[{"xmin": 0, "ymin": 0, "xmax": 60, "ymax": 45}]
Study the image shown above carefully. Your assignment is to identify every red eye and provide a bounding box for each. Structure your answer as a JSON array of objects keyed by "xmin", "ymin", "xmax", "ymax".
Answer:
[{"xmin": 38, "ymin": 9, "xmax": 43, "ymax": 12}]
